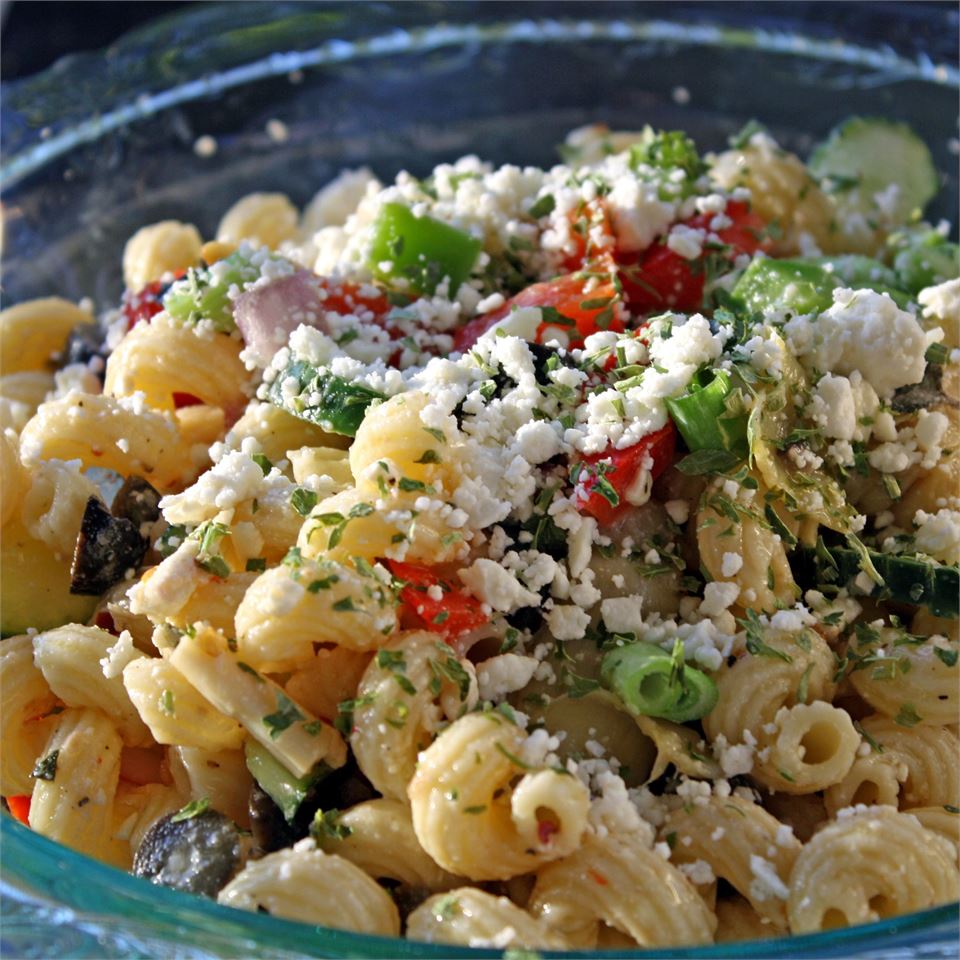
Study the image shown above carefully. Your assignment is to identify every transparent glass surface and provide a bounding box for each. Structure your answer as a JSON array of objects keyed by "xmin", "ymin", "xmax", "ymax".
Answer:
[{"xmin": 1, "ymin": 2, "xmax": 958, "ymax": 956}]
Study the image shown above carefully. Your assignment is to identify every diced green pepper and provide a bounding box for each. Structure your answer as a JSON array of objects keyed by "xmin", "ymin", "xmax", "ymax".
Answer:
[
  {"xmin": 811, "ymin": 254, "xmax": 898, "ymax": 289},
  {"xmin": 665, "ymin": 369, "xmax": 749, "ymax": 458},
  {"xmin": 368, "ymin": 202, "xmax": 482, "ymax": 295},
  {"xmin": 244, "ymin": 738, "xmax": 328, "ymax": 823},
  {"xmin": 163, "ymin": 251, "xmax": 263, "ymax": 332},
  {"xmin": 267, "ymin": 358, "xmax": 385, "ymax": 436},
  {"xmin": 730, "ymin": 258, "xmax": 838, "ymax": 316}
]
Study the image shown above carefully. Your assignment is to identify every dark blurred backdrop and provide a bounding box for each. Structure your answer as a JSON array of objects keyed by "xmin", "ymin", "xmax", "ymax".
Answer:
[{"xmin": 1, "ymin": 1, "xmax": 194, "ymax": 79}]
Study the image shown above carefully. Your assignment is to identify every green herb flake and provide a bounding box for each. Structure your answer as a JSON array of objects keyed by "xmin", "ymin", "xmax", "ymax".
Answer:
[
  {"xmin": 894, "ymin": 703, "xmax": 922, "ymax": 727},
  {"xmin": 310, "ymin": 808, "xmax": 352, "ymax": 841},
  {"xmin": 263, "ymin": 692, "xmax": 305, "ymax": 739},
  {"xmin": 171, "ymin": 797, "xmax": 211, "ymax": 822},
  {"xmin": 291, "ymin": 488, "xmax": 319, "ymax": 517},
  {"xmin": 158, "ymin": 689, "xmax": 175, "ymax": 716}
]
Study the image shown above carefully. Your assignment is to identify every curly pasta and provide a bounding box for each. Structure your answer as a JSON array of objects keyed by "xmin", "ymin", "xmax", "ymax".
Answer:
[
  {"xmin": 351, "ymin": 631, "xmax": 476, "ymax": 800},
  {"xmin": 856, "ymin": 715, "xmax": 960, "ymax": 808},
  {"xmin": 234, "ymin": 556, "xmax": 397, "ymax": 671},
  {"xmin": 0, "ymin": 371, "xmax": 56, "ymax": 432},
  {"xmin": 823, "ymin": 752, "xmax": 906, "ymax": 817},
  {"xmin": 121, "ymin": 220, "xmax": 202, "ymax": 289},
  {"xmin": 407, "ymin": 888, "xmax": 567, "ymax": 949},
  {"xmin": 0, "ymin": 297, "xmax": 94, "ymax": 376},
  {"xmin": 32, "ymin": 625, "xmax": 150, "ymax": 746},
  {"xmin": 19, "ymin": 391, "xmax": 194, "ymax": 491},
  {"xmin": 846, "ymin": 632, "xmax": 959, "ymax": 726},
  {"xmin": 0, "ymin": 635, "xmax": 61, "ymax": 796},
  {"xmin": 529, "ymin": 830, "xmax": 716, "ymax": 947},
  {"xmin": 787, "ymin": 807, "xmax": 960, "ymax": 932},
  {"xmin": 283, "ymin": 646, "xmax": 371, "ymax": 725},
  {"xmin": 704, "ymin": 627, "xmax": 855, "ymax": 792},
  {"xmin": 408, "ymin": 711, "xmax": 590, "ymax": 881},
  {"xmin": 661, "ymin": 793, "xmax": 802, "ymax": 930},
  {"xmin": 123, "ymin": 656, "xmax": 245, "ymax": 752},
  {"xmin": 216, "ymin": 193, "xmax": 299, "ymax": 250},
  {"xmin": 315, "ymin": 798, "xmax": 463, "ymax": 891},
  {"xmin": 19, "ymin": 457, "xmax": 98, "ymax": 560},
  {"xmin": 217, "ymin": 841, "xmax": 401, "ymax": 934},
  {"xmin": 28, "ymin": 707, "xmax": 127, "ymax": 867},
  {"xmin": 104, "ymin": 317, "xmax": 251, "ymax": 414}
]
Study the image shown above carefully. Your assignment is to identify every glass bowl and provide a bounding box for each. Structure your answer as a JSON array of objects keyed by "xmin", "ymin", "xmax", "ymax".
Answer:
[{"xmin": 1, "ymin": 2, "xmax": 958, "ymax": 956}]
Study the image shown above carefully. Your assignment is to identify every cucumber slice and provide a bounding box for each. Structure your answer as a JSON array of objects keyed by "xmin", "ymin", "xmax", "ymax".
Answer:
[
  {"xmin": 794, "ymin": 545, "xmax": 959, "ymax": 618},
  {"xmin": 809, "ymin": 117, "xmax": 938, "ymax": 226}
]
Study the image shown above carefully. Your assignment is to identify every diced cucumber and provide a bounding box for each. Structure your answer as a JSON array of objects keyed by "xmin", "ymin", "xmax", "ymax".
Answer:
[
  {"xmin": 809, "ymin": 117, "xmax": 938, "ymax": 226},
  {"xmin": 368, "ymin": 203, "xmax": 481, "ymax": 296},
  {"xmin": 267, "ymin": 358, "xmax": 385, "ymax": 436},
  {"xmin": 795, "ymin": 545, "xmax": 959, "ymax": 618},
  {"xmin": 244, "ymin": 738, "xmax": 329, "ymax": 823},
  {"xmin": 730, "ymin": 258, "xmax": 838, "ymax": 316},
  {"xmin": 812, "ymin": 255, "xmax": 899, "ymax": 289},
  {"xmin": 891, "ymin": 229, "xmax": 960, "ymax": 294},
  {"xmin": 163, "ymin": 251, "xmax": 263, "ymax": 332}
]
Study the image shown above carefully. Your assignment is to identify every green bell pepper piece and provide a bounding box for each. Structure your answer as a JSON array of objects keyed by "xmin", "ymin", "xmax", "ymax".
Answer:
[{"xmin": 731, "ymin": 258, "xmax": 838, "ymax": 316}]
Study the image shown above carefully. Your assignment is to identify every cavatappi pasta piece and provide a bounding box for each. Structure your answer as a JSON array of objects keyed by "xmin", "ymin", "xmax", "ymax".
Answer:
[
  {"xmin": 121, "ymin": 220, "xmax": 202, "ymax": 290},
  {"xmin": 0, "ymin": 430, "xmax": 25, "ymax": 525},
  {"xmin": 288, "ymin": 446, "xmax": 353, "ymax": 490},
  {"xmin": 406, "ymin": 888, "xmax": 567, "ymax": 949},
  {"xmin": 662, "ymin": 793, "xmax": 802, "ymax": 930},
  {"xmin": 696, "ymin": 478, "xmax": 796, "ymax": 613},
  {"xmin": 315, "ymin": 799, "xmax": 462, "ymax": 891},
  {"xmin": 823, "ymin": 752, "xmax": 907, "ymax": 817},
  {"xmin": 217, "ymin": 841, "xmax": 400, "ymax": 934},
  {"xmin": 173, "ymin": 403, "xmax": 226, "ymax": 450},
  {"xmin": 0, "ymin": 635, "xmax": 61, "ymax": 796},
  {"xmin": 715, "ymin": 896, "xmax": 778, "ymax": 943},
  {"xmin": 170, "ymin": 746, "xmax": 252, "ymax": 828},
  {"xmin": 759, "ymin": 700, "xmax": 860, "ymax": 794},
  {"xmin": 298, "ymin": 486, "xmax": 467, "ymax": 566},
  {"xmin": 529, "ymin": 830, "xmax": 716, "ymax": 948},
  {"xmin": 0, "ymin": 371, "xmax": 55, "ymax": 432},
  {"xmin": 0, "ymin": 297, "xmax": 94, "ymax": 376},
  {"xmin": 104, "ymin": 316, "xmax": 251, "ymax": 414},
  {"xmin": 787, "ymin": 807, "xmax": 960, "ymax": 932},
  {"xmin": 350, "ymin": 390, "xmax": 460, "ymax": 497},
  {"xmin": 18, "ymin": 457, "xmax": 99, "ymax": 560},
  {"xmin": 704, "ymin": 627, "xmax": 851, "ymax": 792},
  {"xmin": 168, "ymin": 626, "xmax": 346, "ymax": 777},
  {"xmin": 284, "ymin": 646, "xmax": 371, "ymax": 725},
  {"xmin": 234, "ymin": 556, "xmax": 397, "ymax": 671},
  {"xmin": 19, "ymin": 391, "xmax": 194, "ymax": 492},
  {"xmin": 351, "ymin": 631, "xmax": 476, "ymax": 800},
  {"xmin": 129, "ymin": 541, "xmax": 255, "ymax": 635},
  {"xmin": 856, "ymin": 715, "xmax": 960, "ymax": 808},
  {"xmin": 708, "ymin": 137, "xmax": 844, "ymax": 256},
  {"xmin": 909, "ymin": 806, "xmax": 960, "ymax": 864},
  {"xmin": 633, "ymin": 710, "xmax": 722, "ymax": 782},
  {"xmin": 408, "ymin": 711, "xmax": 590, "ymax": 881},
  {"xmin": 33, "ymin": 625, "xmax": 150, "ymax": 746},
  {"xmin": 216, "ymin": 193, "xmax": 299, "ymax": 250},
  {"xmin": 846, "ymin": 632, "xmax": 959, "ymax": 727},
  {"xmin": 762, "ymin": 792, "xmax": 827, "ymax": 844},
  {"xmin": 123, "ymin": 655, "xmax": 245, "ymax": 752},
  {"xmin": 29, "ymin": 707, "xmax": 127, "ymax": 867}
]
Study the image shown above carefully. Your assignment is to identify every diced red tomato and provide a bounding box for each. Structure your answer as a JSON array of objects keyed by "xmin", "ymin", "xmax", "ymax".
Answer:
[
  {"xmin": 616, "ymin": 200, "xmax": 769, "ymax": 313},
  {"xmin": 6, "ymin": 795, "xmax": 30, "ymax": 826},
  {"xmin": 454, "ymin": 267, "xmax": 622, "ymax": 352},
  {"xmin": 575, "ymin": 422, "xmax": 677, "ymax": 525},
  {"xmin": 558, "ymin": 198, "xmax": 616, "ymax": 272},
  {"xmin": 121, "ymin": 272, "xmax": 186, "ymax": 330},
  {"xmin": 385, "ymin": 560, "xmax": 488, "ymax": 640},
  {"xmin": 321, "ymin": 280, "xmax": 393, "ymax": 320}
]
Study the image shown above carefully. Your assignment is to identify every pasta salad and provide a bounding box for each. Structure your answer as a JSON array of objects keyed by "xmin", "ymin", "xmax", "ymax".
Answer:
[{"xmin": 2, "ymin": 117, "xmax": 959, "ymax": 948}]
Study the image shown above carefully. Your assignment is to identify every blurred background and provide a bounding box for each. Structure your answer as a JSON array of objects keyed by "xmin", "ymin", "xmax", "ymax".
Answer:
[
  {"xmin": 1, "ymin": 1, "xmax": 191, "ymax": 79},
  {"xmin": 2, "ymin": 0, "xmax": 957, "ymax": 81}
]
